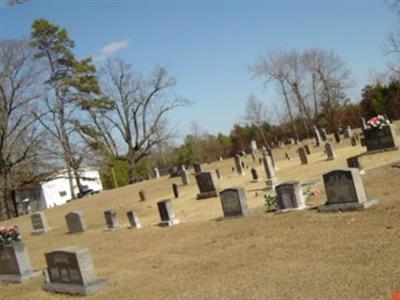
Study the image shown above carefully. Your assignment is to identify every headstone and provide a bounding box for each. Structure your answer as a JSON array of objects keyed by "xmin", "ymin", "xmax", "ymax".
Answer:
[
  {"xmin": 250, "ymin": 168, "xmax": 259, "ymax": 182},
  {"xmin": 0, "ymin": 243, "xmax": 41, "ymax": 283},
  {"xmin": 215, "ymin": 169, "xmax": 222, "ymax": 180},
  {"xmin": 285, "ymin": 152, "xmax": 292, "ymax": 160},
  {"xmin": 360, "ymin": 117, "xmax": 368, "ymax": 131},
  {"xmin": 313, "ymin": 126, "xmax": 322, "ymax": 146},
  {"xmin": 219, "ymin": 187, "xmax": 249, "ymax": 217},
  {"xmin": 157, "ymin": 199, "xmax": 179, "ymax": 226},
  {"xmin": 250, "ymin": 140, "xmax": 257, "ymax": 153},
  {"xmin": 241, "ymin": 161, "xmax": 245, "ymax": 169},
  {"xmin": 180, "ymin": 169, "xmax": 190, "ymax": 186},
  {"xmin": 195, "ymin": 171, "xmax": 219, "ymax": 199},
  {"xmin": 351, "ymin": 136, "xmax": 357, "ymax": 146},
  {"xmin": 303, "ymin": 144, "xmax": 311, "ymax": 155},
  {"xmin": 65, "ymin": 211, "xmax": 86, "ymax": 234},
  {"xmin": 297, "ymin": 147, "xmax": 308, "ymax": 165},
  {"xmin": 346, "ymin": 156, "xmax": 364, "ymax": 174},
  {"xmin": 319, "ymin": 169, "xmax": 378, "ymax": 212},
  {"xmin": 275, "ymin": 181, "xmax": 306, "ymax": 210},
  {"xmin": 278, "ymin": 141, "xmax": 285, "ymax": 148},
  {"xmin": 179, "ymin": 164, "xmax": 186, "ymax": 172},
  {"xmin": 42, "ymin": 247, "xmax": 107, "ymax": 295},
  {"xmin": 334, "ymin": 130, "xmax": 341, "ymax": 143},
  {"xmin": 153, "ymin": 167, "xmax": 160, "ymax": 179},
  {"xmin": 31, "ymin": 212, "xmax": 49, "ymax": 235},
  {"xmin": 324, "ymin": 143, "xmax": 336, "ymax": 160},
  {"xmin": 104, "ymin": 210, "xmax": 119, "ymax": 230},
  {"xmin": 193, "ymin": 163, "xmax": 202, "ymax": 174},
  {"xmin": 139, "ymin": 190, "xmax": 146, "ymax": 202},
  {"xmin": 343, "ymin": 126, "xmax": 352, "ymax": 138},
  {"xmin": 126, "ymin": 211, "xmax": 141, "ymax": 229},
  {"xmin": 218, "ymin": 156, "xmax": 223, "ymax": 161},
  {"xmin": 320, "ymin": 128, "xmax": 327, "ymax": 141},
  {"xmin": 234, "ymin": 154, "xmax": 245, "ymax": 176},
  {"xmin": 262, "ymin": 155, "xmax": 278, "ymax": 189},
  {"xmin": 363, "ymin": 124, "xmax": 399, "ymax": 152},
  {"xmin": 172, "ymin": 183, "xmax": 180, "ymax": 198}
]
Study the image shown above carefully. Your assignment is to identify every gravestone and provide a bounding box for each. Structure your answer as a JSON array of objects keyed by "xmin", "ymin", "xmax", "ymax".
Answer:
[
  {"xmin": 250, "ymin": 168, "xmax": 259, "ymax": 182},
  {"xmin": 193, "ymin": 163, "xmax": 202, "ymax": 174},
  {"xmin": 215, "ymin": 169, "xmax": 222, "ymax": 180},
  {"xmin": 251, "ymin": 153, "xmax": 256, "ymax": 163},
  {"xmin": 126, "ymin": 211, "xmax": 141, "ymax": 229},
  {"xmin": 180, "ymin": 169, "xmax": 190, "ymax": 186},
  {"xmin": 219, "ymin": 156, "xmax": 223, "ymax": 161},
  {"xmin": 172, "ymin": 183, "xmax": 180, "ymax": 198},
  {"xmin": 303, "ymin": 144, "xmax": 311, "ymax": 155},
  {"xmin": 31, "ymin": 212, "xmax": 49, "ymax": 235},
  {"xmin": 285, "ymin": 152, "xmax": 292, "ymax": 160},
  {"xmin": 104, "ymin": 210, "xmax": 119, "ymax": 230},
  {"xmin": 343, "ymin": 126, "xmax": 352, "ymax": 138},
  {"xmin": 346, "ymin": 156, "xmax": 364, "ymax": 174},
  {"xmin": 157, "ymin": 199, "xmax": 180, "ymax": 226},
  {"xmin": 0, "ymin": 243, "xmax": 41, "ymax": 283},
  {"xmin": 351, "ymin": 136, "xmax": 357, "ymax": 146},
  {"xmin": 313, "ymin": 126, "xmax": 322, "ymax": 146},
  {"xmin": 153, "ymin": 167, "xmax": 160, "ymax": 179},
  {"xmin": 334, "ymin": 130, "xmax": 341, "ymax": 143},
  {"xmin": 324, "ymin": 143, "xmax": 336, "ymax": 160},
  {"xmin": 275, "ymin": 181, "xmax": 306, "ymax": 211},
  {"xmin": 363, "ymin": 124, "xmax": 400, "ymax": 152},
  {"xmin": 250, "ymin": 140, "xmax": 257, "ymax": 153},
  {"xmin": 219, "ymin": 187, "xmax": 248, "ymax": 217},
  {"xmin": 360, "ymin": 117, "xmax": 367, "ymax": 131},
  {"xmin": 297, "ymin": 147, "xmax": 308, "ymax": 165},
  {"xmin": 139, "ymin": 190, "xmax": 146, "ymax": 202},
  {"xmin": 320, "ymin": 128, "xmax": 327, "ymax": 141},
  {"xmin": 262, "ymin": 155, "xmax": 278, "ymax": 189},
  {"xmin": 65, "ymin": 212, "xmax": 86, "ymax": 234},
  {"xmin": 42, "ymin": 247, "xmax": 107, "ymax": 295},
  {"xmin": 319, "ymin": 169, "xmax": 378, "ymax": 212},
  {"xmin": 195, "ymin": 171, "xmax": 219, "ymax": 199},
  {"xmin": 234, "ymin": 155, "xmax": 245, "ymax": 176}
]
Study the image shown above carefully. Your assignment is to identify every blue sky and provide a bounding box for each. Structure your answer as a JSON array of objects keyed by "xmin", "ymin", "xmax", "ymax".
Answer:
[{"xmin": 1, "ymin": 0, "xmax": 397, "ymax": 138}]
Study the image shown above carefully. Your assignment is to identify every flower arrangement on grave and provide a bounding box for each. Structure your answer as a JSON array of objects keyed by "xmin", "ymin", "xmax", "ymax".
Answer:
[
  {"xmin": 367, "ymin": 115, "xmax": 390, "ymax": 130},
  {"xmin": 264, "ymin": 195, "xmax": 277, "ymax": 212},
  {"xmin": 0, "ymin": 225, "xmax": 21, "ymax": 245}
]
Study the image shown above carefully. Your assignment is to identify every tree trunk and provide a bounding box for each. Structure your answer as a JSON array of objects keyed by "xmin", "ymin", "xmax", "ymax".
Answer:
[{"xmin": 0, "ymin": 171, "xmax": 12, "ymax": 221}]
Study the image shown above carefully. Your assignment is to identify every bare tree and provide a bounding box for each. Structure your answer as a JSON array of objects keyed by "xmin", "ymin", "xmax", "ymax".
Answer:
[
  {"xmin": 0, "ymin": 40, "xmax": 49, "ymax": 220},
  {"xmin": 242, "ymin": 93, "xmax": 269, "ymax": 145},
  {"xmin": 84, "ymin": 58, "xmax": 188, "ymax": 181}
]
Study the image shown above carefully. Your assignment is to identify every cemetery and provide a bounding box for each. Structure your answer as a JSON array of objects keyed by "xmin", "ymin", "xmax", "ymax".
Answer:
[{"xmin": 0, "ymin": 124, "xmax": 399, "ymax": 299}]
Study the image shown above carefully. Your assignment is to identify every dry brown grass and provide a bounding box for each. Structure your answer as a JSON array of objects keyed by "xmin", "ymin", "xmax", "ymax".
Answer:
[{"xmin": 1, "ymin": 131, "xmax": 400, "ymax": 300}]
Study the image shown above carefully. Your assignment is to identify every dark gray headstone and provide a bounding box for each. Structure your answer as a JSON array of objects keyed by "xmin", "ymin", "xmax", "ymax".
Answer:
[
  {"xmin": 104, "ymin": 210, "xmax": 119, "ymax": 230},
  {"xmin": 234, "ymin": 155, "xmax": 245, "ymax": 176},
  {"xmin": 363, "ymin": 124, "xmax": 399, "ymax": 152},
  {"xmin": 42, "ymin": 247, "xmax": 107, "ymax": 295},
  {"xmin": 126, "ymin": 211, "xmax": 141, "ymax": 229},
  {"xmin": 275, "ymin": 181, "xmax": 306, "ymax": 210},
  {"xmin": 193, "ymin": 163, "xmax": 202, "ymax": 174},
  {"xmin": 195, "ymin": 171, "xmax": 219, "ymax": 199},
  {"xmin": 351, "ymin": 136, "xmax": 357, "ymax": 146},
  {"xmin": 0, "ymin": 243, "xmax": 41, "ymax": 283},
  {"xmin": 346, "ymin": 156, "xmax": 364, "ymax": 173},
  {"xmin": 303, "ymin": 144, "xmax": 311, "ymax": 155},
  {"xmin": 219, "ymin": 187, "xmax": 248, "ymax": 217},
  {"xmin": 31, "ymin": 212, "xmax": 49, "ymax": 235},
  {"xmin": 334, "ymin": 130, "xmax": 341, "ymax": 143},
  {"xmin": 215, "ymin": 169, "xmax": 222, "ymax": 180},
  {"xmin": 139, "ymin": 190, "xmax": 146, "ymax": 202},
  {"xmin": 297, "ymin": 147, "xmax": 308, "ymax": 165},
  {"xmin": 65, "ymin": 211, "xmax": 86, "ymax": 233},
  {"xmin": 157, "ymin": 199, "xmax": 179, "ymax": 226},
  {"xmin": 319, "ymin": 169, "xmax": 378, "ymax": 212},
  {"xmin": 250, "ymin": 168, "xmax": 259, "ymax": 182},
  {"xmin": 172, "ymin": 183, "xmax": 180, "ymax": 198}
]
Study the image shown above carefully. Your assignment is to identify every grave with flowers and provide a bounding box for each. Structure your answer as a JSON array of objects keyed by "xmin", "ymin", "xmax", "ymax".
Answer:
[
  {"xmin": 0, "ymin": 226, "xmax": 41, "ymax": 283},
  {"xmin": 362, "ymin": 115, "xmax": 400, "ymax": 152}
]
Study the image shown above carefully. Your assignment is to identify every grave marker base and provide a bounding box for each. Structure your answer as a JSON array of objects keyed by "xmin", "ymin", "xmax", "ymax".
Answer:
[
  {"xmin": 266, "ymin": 178, "xmax": 278, "ymax": 189},
  {"xmin": 31, "ymin": 228, "xmax": 49, "ymax": 235},
  {"xmin": 318, "ymin": 198, "xmax": 378, "ymax": 212},
  {"xmin": 42, "ymin": 278, "xmax": 108, "ymax": 295},
  {"xmin": 276, "ymin": 204, "xmax": 308, "ymax": 213},
  {"xmin": 158, "ymin": 218, "xmax": 180, "ymax": 227},
  {"xmin": 196, "ymin": 191, "xmax": 218, "ymax": 199},
  {"xmin": 0, "ymin": 270, "xmax": 41, "ymax": 283}
]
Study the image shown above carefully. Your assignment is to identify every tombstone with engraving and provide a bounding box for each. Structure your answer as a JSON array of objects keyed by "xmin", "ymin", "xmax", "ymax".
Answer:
[
  {"xmin": 126, "ymin": 211, "xmax": 141, "ymax": 229},
  {"xmin": 363, "ymin": 124, "xmax": 399, "ymax": 152},
  {"xmin": 319, "ymin": 169, "xmax": 378, "ymax": 212},
  {"xmin": 219, "ymin": 187, "xmax": 248, "ymax": 217},
  {"xmin": 195, "ymin": 171, "xmax": 219, "ymax": 199},
  {"xmin": 42, "ymin": 247, "xmax": 107, "ymax": 295},
  {"xmin": 65, "ymin": 211, "xmax": 86, "ymax": 234},
  {"xmin": 31, "ymin": 212, "xmax": 50, "ymax": 235},
  {"xmin": 275, "ymin": 181, "xmax": 306, "ymax": 211},
  {"xmin": 0, "ymin": 242, "xmax": 41, "ymax": 283},
  {"xmin": 157, "ymin": 199, "xmax": 180, "ymax": 226}
]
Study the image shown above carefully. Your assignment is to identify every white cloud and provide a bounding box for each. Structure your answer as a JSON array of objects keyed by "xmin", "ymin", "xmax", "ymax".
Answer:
[{"xmin": 93, "ymin": 39, "xmax": 129, "ymax": 62}]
